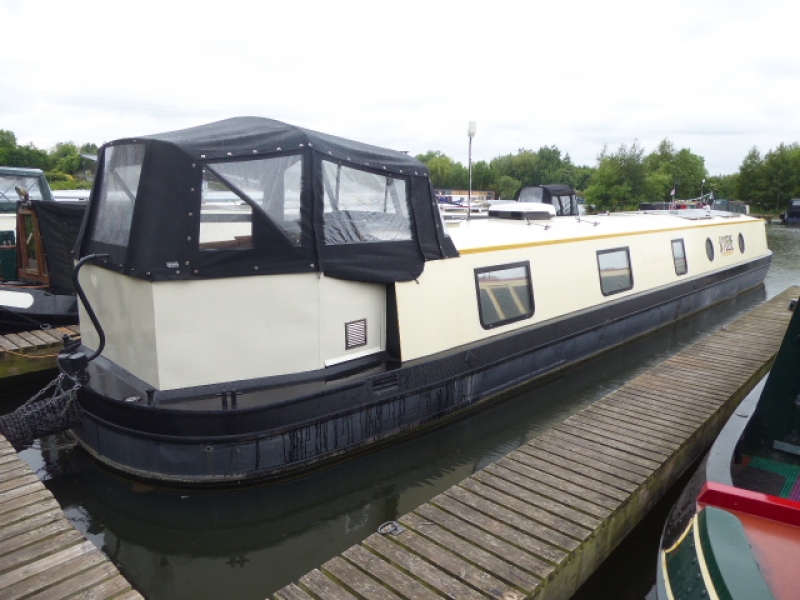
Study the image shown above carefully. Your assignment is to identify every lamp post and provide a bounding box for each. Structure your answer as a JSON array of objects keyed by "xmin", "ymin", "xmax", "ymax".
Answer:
[
  {"xmin": 468, "ymin": 121, "xmax": 476, "ymax": 220},
  {"xmin": 701, "ymin": 178, "xmax": 706, "ymax": 201}
]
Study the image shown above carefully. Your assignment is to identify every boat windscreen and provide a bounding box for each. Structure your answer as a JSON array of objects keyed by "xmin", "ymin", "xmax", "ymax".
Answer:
[{"xmin": 87, "ymin": 143, "xmax": 145, "ymax": 264}]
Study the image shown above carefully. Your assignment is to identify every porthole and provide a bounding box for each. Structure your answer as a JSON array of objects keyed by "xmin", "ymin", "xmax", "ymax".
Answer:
[
  {"xmin": 738, "ymin": 233, "xmax": 745, "ymax": 253},
  {"xmin": 705, "ymin": 238, "xmax": 715, "ymax": 261}
]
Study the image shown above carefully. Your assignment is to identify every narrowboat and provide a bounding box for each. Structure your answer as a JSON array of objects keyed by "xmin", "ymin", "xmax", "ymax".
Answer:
[
  {"xmin": 781, "ymin": 198, "xmax": 800, "ymax": 226},
  {"xmin": 57, "ymin": 117, "xmax": 772, "ymax": 485},
  {"xmin": 0, "ymin": 167, "xmax": 86, "ymax": 332},
  {"xmin": 657, "ymin": 296, "xmax": 800, "ymax": 600}
]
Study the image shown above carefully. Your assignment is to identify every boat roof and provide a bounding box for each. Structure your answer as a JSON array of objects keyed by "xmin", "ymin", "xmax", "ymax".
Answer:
[{"xmin": 447, "ymin": 210, "xmax": 753, "ymax": 254}]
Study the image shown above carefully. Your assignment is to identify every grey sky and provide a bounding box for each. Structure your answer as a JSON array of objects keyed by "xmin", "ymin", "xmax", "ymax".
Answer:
[{"xmin": 2, "ymin": 0, "xmax": 798, "ymax": 174}]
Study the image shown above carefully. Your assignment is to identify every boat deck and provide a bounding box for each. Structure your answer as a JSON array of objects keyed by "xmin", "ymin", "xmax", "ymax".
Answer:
[
  {"xmin": 273, "ymin": 286, "xmax": 800, "ymax": 600},
  {"xmin": 0, "ymin": 434, "xmax": 142, "ymax": 599}
]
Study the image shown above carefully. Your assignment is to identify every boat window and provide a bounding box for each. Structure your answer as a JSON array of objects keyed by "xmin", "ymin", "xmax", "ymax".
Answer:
[
  {"xmin": 597, "ymin": 247, "xmax": 633, "ymax": 296},
  {"xmin": 738, "ymin": 233, "xmax": 745, "ymax": 253},
  {"xmin": 0, "ymin": 175, "xmax": 45, "ymax": 202},
  {"xmin": 671, "ymin": 239, "xmax": 688, "ymax": 276},
  {"xmin": 205, "ymin": 155, "xmax": 303, "ymax": 247},
  {"xmin": 705, "ymin": 238, "xmax": 715, "ymax": 261},
  {"xmin": 89, "ymin": 143, "xmax": 145, "ymax": 248},
  {"xmin": 199, "ymin": 169, "xmax": 253, "ymax": 250},
  {"xmin": 474, "ymin": 262, "xmax": 534, "ymax": 329},
  {"xmin": 322, "ymin": 161, "xmax": 412, "ymax": 244}
]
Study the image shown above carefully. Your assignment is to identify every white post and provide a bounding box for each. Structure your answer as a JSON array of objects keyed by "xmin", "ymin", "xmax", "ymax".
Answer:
[{"xmin": 467, "ymin": 121, "xmax": 476, "ymax": 220}]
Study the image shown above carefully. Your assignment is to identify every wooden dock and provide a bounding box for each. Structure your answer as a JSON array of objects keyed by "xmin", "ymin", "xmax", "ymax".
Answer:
[
  {"xmin": 0, "ymin": 326, "xmax": 78, "ymax": 380},
  {"xmin": 0, "ymin": 433, "xmax": 142, "ymax": 599},
  {"xmin": 274, "ymin": 286, "xmax": 800, "ymax": 600}
]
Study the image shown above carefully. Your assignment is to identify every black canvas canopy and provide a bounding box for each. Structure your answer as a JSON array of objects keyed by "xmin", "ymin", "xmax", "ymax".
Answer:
[
  {"xmin": 77, "ymin": 117, "xmax": 458, "ymax": 284},
  {"xmin": 33, "ymin": 200, "xmax": 86, "ymax": 294},
  {"xmin": 515, "ymin": 184, "xmax": 578, "ymax": 216}
]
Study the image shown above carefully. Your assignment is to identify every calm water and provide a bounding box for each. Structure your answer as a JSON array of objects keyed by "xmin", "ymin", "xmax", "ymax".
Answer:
[{"xmin": 7, "ymin": 224, "xmax": 800, "ymax": 600}]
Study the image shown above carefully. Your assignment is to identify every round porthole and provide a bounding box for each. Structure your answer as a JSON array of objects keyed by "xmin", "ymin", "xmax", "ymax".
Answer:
[
  {"xmin": 706, "ymin": 238, "xmax": 715, "ymax": 261},
  {"xmin": 738, "ymin": 233, "xmax": 745, "ymax": 253}
]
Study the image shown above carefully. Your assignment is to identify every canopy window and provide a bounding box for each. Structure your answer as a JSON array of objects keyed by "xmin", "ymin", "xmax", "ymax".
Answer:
[
  {"xmin": 203, "ymin": 155, "xmax": 303, "ymax": 248},
  {"xmin": 85, "ymin": 143, "xmax": 145, "ymax": 265},
  {"xmin": 322, "ymin": 161, "xmax": 412, "ymax": 245}
]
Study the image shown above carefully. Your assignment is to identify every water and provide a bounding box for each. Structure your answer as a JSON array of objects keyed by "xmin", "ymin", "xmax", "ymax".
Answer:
[{"xmin": 7, "ymin": 224, "xmax": 800, "ymax": 599}]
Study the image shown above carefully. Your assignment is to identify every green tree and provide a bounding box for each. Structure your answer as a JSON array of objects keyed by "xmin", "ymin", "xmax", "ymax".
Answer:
[
  {"xmin": 495, "ymin": 175, "xmax": 522, "ymax": 199},
  {"xmin": 584, "ymin": 142, "xmax": 648, "ymax": 210},
  {"xmin": 736, "ymin": 148, "xmax": 766, "ymax": 210}
]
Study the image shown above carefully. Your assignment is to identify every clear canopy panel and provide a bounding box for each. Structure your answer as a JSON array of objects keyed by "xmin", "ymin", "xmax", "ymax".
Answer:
[
  {"xmin": 89, "ymin": 143, "xmax": 145, "ymax": 248},
  {"xmin": 207, "ymin": 155, "xmax": 303, "ymax": 246},
  {"xmin": 322, "ymin": 161, "xmax": 411, "ymax": 245}
]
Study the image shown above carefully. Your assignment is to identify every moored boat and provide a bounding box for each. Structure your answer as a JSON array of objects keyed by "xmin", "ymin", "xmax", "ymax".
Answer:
[
  {"xmin": 53, "ymin": 117, "xmax": 772, "ymax": 485},
  {"xmin": 657, "ymin": 296, "xmax": 800, "ymax": 600},
  {"xmin": 0, "ymin": 167, "xmax": 86, "ymax": 332},
  {"xmin": 781, "ymin": 198, "xmax": 800, "ymax": 226}
]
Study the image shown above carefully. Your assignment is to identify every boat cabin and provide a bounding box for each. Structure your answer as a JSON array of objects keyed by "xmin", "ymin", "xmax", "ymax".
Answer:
[
  {"xmin": 75, "ymin": 118, "xmax": 457, "ymax": 389},
  {"xmin": 515, "ymin": 184, "xmax": 579, "ymax": 216}
]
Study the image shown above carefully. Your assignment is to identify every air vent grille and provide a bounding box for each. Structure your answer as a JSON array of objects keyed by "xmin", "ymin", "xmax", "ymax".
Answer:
[{"xmin": 345, "ymin": 319, "xmax": 367, "ymax": 350}]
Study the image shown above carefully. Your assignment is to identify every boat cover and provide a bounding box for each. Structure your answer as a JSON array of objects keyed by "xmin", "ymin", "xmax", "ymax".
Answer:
[
  {"xmin": 76, "ymin": 117, "xmax": 458, "ymax": 283},
  {"xmin": 515, "ymin": 184, "xmax": 578, "ymax": 216},
  {"xmin": 32, "ymin": 200, "xmax": 86, "ymax": 294}
]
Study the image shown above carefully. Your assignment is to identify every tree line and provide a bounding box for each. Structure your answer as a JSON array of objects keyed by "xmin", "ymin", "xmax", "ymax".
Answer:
[
  {"xmin": 1, "ymin": 130, "xmax": 97, "ymax": 190},
  {"xmin": 417, "ymin": 139, "xmax": 800, "ymax": 214}
]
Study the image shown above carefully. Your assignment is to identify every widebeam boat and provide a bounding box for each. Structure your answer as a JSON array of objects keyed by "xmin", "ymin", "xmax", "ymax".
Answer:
[{"xmin": 57, "ymin": 117, "xmax": 772, "ymax": 485}]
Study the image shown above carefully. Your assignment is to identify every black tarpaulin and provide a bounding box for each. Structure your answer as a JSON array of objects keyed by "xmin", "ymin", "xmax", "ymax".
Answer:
[
  {"xmin": 33, "ymin": 201, "xmax": 86, "ymax": 294},
  {"xmin": 78, "ymin": 117, "xmax": 457, "ymax": 284}
]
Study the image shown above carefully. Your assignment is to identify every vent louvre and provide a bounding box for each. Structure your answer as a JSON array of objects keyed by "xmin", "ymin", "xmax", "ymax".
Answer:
[{"xmin": 345, "ymin": 319, "xmax": 367, "ymax": 350}]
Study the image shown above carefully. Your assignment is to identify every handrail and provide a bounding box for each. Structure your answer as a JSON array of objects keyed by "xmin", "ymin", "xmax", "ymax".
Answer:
[{"xmin": 72, "ymin": 253, "xmax": 109, "ymax": 362}]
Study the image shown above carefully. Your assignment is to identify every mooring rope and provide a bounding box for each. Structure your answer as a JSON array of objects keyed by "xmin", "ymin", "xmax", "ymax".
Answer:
[{"xmin": 0, "ymin": 374, "xmax": 83, "ymax": 450}]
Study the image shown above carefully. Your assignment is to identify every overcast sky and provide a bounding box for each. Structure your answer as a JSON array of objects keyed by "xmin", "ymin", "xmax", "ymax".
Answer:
[{"xmin": 2, "ymin": 0, "xmax": 798, "ymax": 175}]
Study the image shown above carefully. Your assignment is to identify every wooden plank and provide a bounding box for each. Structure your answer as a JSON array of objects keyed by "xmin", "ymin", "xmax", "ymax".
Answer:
[
  {"xmin": 552, "ymin": 423, "xmax": 670, "ymax": 462},
  {"xmin": 469, "ymin": 470, "xmax": 602, "ymax": 530},
  {"xmin": 428, "ymin": 491, "xmax": 571, "ymax": 564},
  {"xmin": 397, "ymin": 515, "xmax": 531, "ymax": 599},
  {"xmin": 566, "ymin": 412, "xmax": 683, "ymax": 452},
  {"xmin": 299, "ymin": 569, "xmax": 357, "ymax": 600},
  {"xmin": 0, "ymin": 500, "xmax": 61, "ymax": 529},
  {"xmin": 0, "ymin": 472, "xmax": 41, "ymax": 495},
  {"xmin": 0, "ymin": 548, "xmax": 108, "ymax": 600},
  {"xmin": 0, "ymin": 527, "xmax": 82, "ymax": 567},
  {"xmin": 482, "ymin": 462, "xmax": 612, "ymax": 521},
  {"xmin": 322, "ymin": 556, "xmax": 401, "ymax": 600},
  {"xmin": 0, "ymin": 490, "xmax": 58, "ymax": 521},
  {"xmin": 2, "ymin": 334, "xmax": 33, "ymax": 351},
  {"xmin": 585, "ymin": 402, "xmax": 700, "ymax": 435},
  {"xmin": 445, "ymin": 481, "xmax": 590, "ymax": 548},
  {"xmin": 363, "ymin": 533, "xmax": 488, "ymax": 600},
  {"xmin": 518, "ymin": 445, "xmax": 644, "ymax": 489},
  {"xmin": 23, "ymin": 561, "xmax": 121, "ymax": 600},
  {"xmin": 509, "ymin": 450, "xmax": 634, "ymax": 499},
  {"xmin": 566, "ymin": 409, "xmax": 686, "ymax": 449},
  {"xmin": 341, "ymin": 545, "xmax": 442, "ymax": 600},
  {"xmin": 541, "ymin": 429, "xmax": 662, "ymax": 471},
  {"xmin": 0, "ymin": 511, "xmax": 65, "ymax": 546},
  {"xmin": 0, "ymin": 336, "xmax": 20, "ymax": 352},
  {"xmin": 77, "ymin": 574, "xmax": 139, "ymax": 600},
  {"xmin": 15, "ymin": 332, "xmax": 48, "ymax": 349},
  {"xmin": 275, "ymin": 583, "xmax": 317, "ymax": 600}
]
